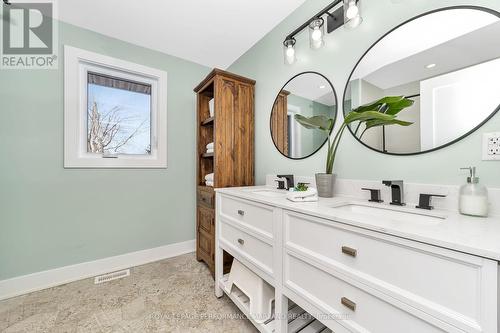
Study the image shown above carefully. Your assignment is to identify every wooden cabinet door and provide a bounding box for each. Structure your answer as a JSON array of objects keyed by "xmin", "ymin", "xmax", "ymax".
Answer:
[
  {"xmin": 215, "ymin": 77, "xmax": 236, "ymax": 188},
  {"xmin": 197, "ymin": 206, "xmax": 215, "ymax": 265},
  {"xmin": 233, "ymin": 82, "xmax": 254, "ymax": 186},
  {"xmin": 214, "ymin": 77, "xmax": 255, "ymax": 188}
]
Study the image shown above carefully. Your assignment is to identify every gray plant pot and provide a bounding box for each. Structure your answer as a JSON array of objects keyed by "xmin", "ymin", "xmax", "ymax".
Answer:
[{"xmin": 315, "ymin": 173, "xmax": 336, "ymax": 198}]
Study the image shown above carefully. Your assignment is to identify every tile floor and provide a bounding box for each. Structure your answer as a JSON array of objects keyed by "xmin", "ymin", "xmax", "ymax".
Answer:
[{"xmin": 0, "ymin": 253, "xmax": 258, "ymax": 332}]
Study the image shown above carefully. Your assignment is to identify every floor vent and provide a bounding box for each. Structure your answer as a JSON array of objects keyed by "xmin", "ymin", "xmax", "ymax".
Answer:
[{"xmin": 94, "ymin": 269, "xmax": 130, "ymax": 284}]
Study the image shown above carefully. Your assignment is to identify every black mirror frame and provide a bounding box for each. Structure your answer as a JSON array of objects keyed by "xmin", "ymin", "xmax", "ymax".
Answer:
[
  {"xmin": 342, "ymin": 5, "xmax": 500, "ymax": 156},
  {"xmin": 270, "ymin": 71, "xmax": 338, "ymax": 160}
]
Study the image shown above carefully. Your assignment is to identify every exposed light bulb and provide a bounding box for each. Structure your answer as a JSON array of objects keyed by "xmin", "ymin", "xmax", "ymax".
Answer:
[
  {"xmin": 311, "ymin": 27, "xmax": 322, "ymax": 41},
  {"xmin": 426, "ymin": 63, "xmax": 436, "ymax": 69},
  {"xmin": 345, "ymin": 1, "xmax": 359, "ymax": 20},
  {"xmin": 285, "ymin": 44, "xmax": 296, "ymax": 65},
  {"xmin": 283, "ymin": 38, "xmax": 296, "ymax": 65},
  {"xmin": 308, "ymin": 18, "xmax": 324, "ymax": 50},
  {"xmin": 319, "ymin": 85, "xmax": 326, "ymax": 89}
]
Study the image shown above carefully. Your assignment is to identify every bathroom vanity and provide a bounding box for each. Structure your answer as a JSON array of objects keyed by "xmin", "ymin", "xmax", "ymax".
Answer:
[
  {"xmin": 214, "ymin": 185, "xmax": 500, "ymax": 333},
  {"xmin": 213, "ymin": 5, "xmax": 500, "ymax": 333}
]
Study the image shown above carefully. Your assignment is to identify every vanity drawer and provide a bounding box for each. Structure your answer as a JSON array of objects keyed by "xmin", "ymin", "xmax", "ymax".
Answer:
[
  {"xmin": 284, "ymin": 211, "xmax": 496, "ymax": 332},
  {"xmin": 198, "ymin": 187, "xmax": 214, "ymax": 208},
  {"xmin": 219, "ymin": 220, "xmax": 273, "ymax": 275},
  {"xmin": 285, "ymin": 254, "xmax": 452, "ymax": 333},
  {"xmin": 220, "ymin": 195, "xmax": 274, "ymax": 237}
]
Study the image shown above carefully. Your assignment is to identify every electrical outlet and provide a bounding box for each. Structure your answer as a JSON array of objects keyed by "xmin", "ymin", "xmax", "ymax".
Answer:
[{"xmin": 483, "ymin": 132, "xmax": 500, "ymax": 161}]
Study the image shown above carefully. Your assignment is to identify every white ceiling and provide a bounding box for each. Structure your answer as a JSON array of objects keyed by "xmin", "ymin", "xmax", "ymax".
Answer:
[
  {"xmin": 285, "ymin": 73, "xmax": 336, "ymax": 106},
  {"xmin": 352, "ymin": 9, "xmax": 500, "ymax": 83},
  {"xmin": 58, "ymin": 0, "xmax": 307, "ymax": 69},
  {"xmin": 363, "ymin": 20, "xmax": 500, "ymax": 90}
]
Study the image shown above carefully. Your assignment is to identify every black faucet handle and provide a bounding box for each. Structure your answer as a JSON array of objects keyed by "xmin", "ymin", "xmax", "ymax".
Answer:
[
  {"xmin": 274, "ymin": 179, "xmax": 286, "ymax": 190},
  {"xmin": 361, "ymin": 188, "xmax": 383, "ymax": 203},
  {"xmin": 276, "ymin": 174, "xmax": 294, "ymax": 189},
  {"xmin": 416, "ymin": 194, "xmax": 446, "ymax": 210}
]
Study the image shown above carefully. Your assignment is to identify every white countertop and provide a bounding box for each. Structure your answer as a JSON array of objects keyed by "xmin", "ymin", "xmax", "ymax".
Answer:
[{"xmin": 216, "ymin": 186, "xmax": 500, "ymax": 261}]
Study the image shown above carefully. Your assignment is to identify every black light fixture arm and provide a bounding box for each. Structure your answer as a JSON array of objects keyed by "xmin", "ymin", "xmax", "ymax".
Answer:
[
  {"xmin": 284, "ymin": 0, "xmax": 343, "ymax": 42},
  {"xmin": 3, "ymin": 0, "xmax": 12, "ymax": 5},
  {"xmin": 285, "ymin": 0, "xmax": 359, "ymax": 41}
]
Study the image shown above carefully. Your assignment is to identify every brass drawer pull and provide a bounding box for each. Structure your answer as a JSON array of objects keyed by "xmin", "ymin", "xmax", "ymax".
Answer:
[
  {"xmin": 237, "ymin": 210, "xmax": 245, "ymax": 216},
  {"xmin": 341, "ymin": 297, "xmax": 356, "ymax": 311},
  {"xmin": 342, "ymin": 246, "xmax": 357, "ymax": 258},
  {"xmin": 237, "ymin": 238, "xmax": 245, "ymax": 245}
]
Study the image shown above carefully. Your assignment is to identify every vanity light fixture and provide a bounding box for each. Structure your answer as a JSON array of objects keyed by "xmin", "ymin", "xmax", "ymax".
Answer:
[
  {"xmin": 344, "ymin": 0, "xmax": 362, "ymax": 29},
  {"xmin": 282, "ymin": 0, "xmax": 362, "ymax": 65},
  {"xmin": 309, "ymin": 18, "xmax": 325, "ymax": 49},
  {"xmin": 283, "ymin": 38, "xmax": 297, "ymax": 65}
]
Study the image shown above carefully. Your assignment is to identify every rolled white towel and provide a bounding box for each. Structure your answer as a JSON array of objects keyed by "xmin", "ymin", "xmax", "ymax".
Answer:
[
  {"xmin": 206, "ymin": 148, "xmax": 214, "ymax": 154},
  {"xmin": 205, "ymin": 173, "xmax": 214, "ymax": 181},
  {"xmin": 286, "ymin": 188, "xmax": 318, "ymax": 202},
  {"xmin": 205, "ymin": 181, "xmax": 214, "ymax": 187},
  {"xmin": 209, "ymin": 99, "xmax": 215, "ymax": 117},
  {"xmin": 206, "ymin": 142, "xmax": 214, "ymax": 149}
]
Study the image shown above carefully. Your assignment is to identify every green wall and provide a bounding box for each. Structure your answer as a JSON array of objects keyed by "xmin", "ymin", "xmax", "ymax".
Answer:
[
  {"xmin": 228, "ymin": 0, "xmax": 500, "ymax": 187},
  {"xmin": 0, "ymin": 22, "xmax": 210, "ymax": 280}
]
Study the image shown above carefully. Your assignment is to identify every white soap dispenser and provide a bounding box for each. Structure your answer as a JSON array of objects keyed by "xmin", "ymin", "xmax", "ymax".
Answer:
[{"xmin": 459, "ymin": 167, "xmax": 489, "ymax": 217}]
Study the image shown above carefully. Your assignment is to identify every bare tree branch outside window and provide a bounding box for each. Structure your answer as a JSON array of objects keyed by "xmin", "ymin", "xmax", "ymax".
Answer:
[
  {"xmin": 86, "ymin": 72, "xmax": 152, "ymax": 155},
  {"xmin": 87, "ymin": 101, "xmax": 149, "ymax": 154}
]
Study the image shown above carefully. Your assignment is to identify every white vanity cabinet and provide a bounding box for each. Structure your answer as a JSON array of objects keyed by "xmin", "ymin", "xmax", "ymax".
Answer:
[
  {"xmin": 215, "ymin": 192, "xmax": 499, "ymax": 333},
  {"xmin": 284, "ymin": 211, "xmax": 498, "ymax": 333}
]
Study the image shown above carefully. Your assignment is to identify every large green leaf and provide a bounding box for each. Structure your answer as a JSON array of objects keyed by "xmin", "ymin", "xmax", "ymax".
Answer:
[
  {"xmin": 352, "ymin": 96, "xmax": 407, "ymax": 113},
  {"xmin": 352, "ymin": 96, "xmax": 414, "ymax": 116},
  {"xmin": 384, "ymin": 99, "xmax": 415, "ymax": 115},
  {"xmin": 293, "ymin": 95, "xmax": 414, "ymax": 174},
  {"xmin": 363, "ymin": 118, "xmax": 413, "ymax": 131},
  {"xmin": 294, "ymin": 114, "xmax": 333, "ymax": 131},
  {"xmin": 344, "ymin": 111, "xmax": 396, "ymax": 124}
]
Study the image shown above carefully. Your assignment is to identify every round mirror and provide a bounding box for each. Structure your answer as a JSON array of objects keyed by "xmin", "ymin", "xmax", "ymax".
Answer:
[
  {"xmin": 271, "ymin": 72, "xmax": 337, "ymax": 159},
  {"xmin": 343, "ymin": 7, "xmax": 500, "ymax": 155}
]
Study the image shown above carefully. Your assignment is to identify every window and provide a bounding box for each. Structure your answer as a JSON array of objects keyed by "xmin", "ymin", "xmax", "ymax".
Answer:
[
  {"xmin": 87, "ymin": 72, "xmax": 152, "ymax": 156},
  {"xmin": 64, "ymin": 46, "xmax": 167, "ymax": 168}
]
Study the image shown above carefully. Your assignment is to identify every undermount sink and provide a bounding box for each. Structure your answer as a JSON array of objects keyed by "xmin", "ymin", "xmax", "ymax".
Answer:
[
  {"xmin": 251, "ymin": 189, "xmax": 286, "ymax": 198},
  {"xmin": 332, "ymin": 202, "xmax": 447, "ymax": 224}
]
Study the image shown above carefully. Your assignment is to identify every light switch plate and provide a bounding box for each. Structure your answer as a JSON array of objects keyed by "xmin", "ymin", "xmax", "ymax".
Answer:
[{"xmin": 483, "ymin": 132, "xmax": 500, "ymax": 161}]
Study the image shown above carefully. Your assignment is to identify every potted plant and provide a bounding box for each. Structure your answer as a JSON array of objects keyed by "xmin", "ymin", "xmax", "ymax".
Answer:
[{"xmin": 295, "ymin": 96, "xmax": 414, "ymax": 197}]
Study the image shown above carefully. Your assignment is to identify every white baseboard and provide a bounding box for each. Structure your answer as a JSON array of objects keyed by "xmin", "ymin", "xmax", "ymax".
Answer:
[{"xmin": 0, "ymin": 239, "xmax": 195, "ymax": 301}]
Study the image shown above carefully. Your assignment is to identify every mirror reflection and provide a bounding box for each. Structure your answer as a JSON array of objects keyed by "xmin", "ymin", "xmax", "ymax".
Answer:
[
  {"xmin": 271, "ymin": 72, "xmax": 337, "ymax": 159},
  {"xmin": 344, "ymin": 8, "xmax": 500, "ymax": 154}
]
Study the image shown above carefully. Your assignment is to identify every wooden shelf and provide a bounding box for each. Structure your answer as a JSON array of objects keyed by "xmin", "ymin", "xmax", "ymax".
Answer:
[
  {"xmin": 201, "ymin": 117, "xmax": 214, "ymax": 126},
  {"xmin": 195, "ymin": 69, "xmax": 255, "ymax": 277},
  {"xmin": 202, "ymin": 152, "xmax": 214, "ymax": 158}
]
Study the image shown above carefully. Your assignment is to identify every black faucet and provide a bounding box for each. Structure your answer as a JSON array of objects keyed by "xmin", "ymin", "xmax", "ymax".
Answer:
[
  {"xmin": 416, "ymin": 194, "xmax": 446, "ymax": 210},
  {"xmin": 382, "ymin": 180, "xmax": 405, "ymax": 206},
  {"xmin": 361, "ymin": 188, "xmax": 383, "ymax": 203},
  {"xmin": 276, "ymin": 174, "xmax": 294, "ymax": 190}
]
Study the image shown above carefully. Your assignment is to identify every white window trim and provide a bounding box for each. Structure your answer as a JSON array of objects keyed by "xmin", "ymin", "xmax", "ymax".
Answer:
[{"xmin": 64, "ymin": 45, "xmax": 167, "ymax": 168}]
